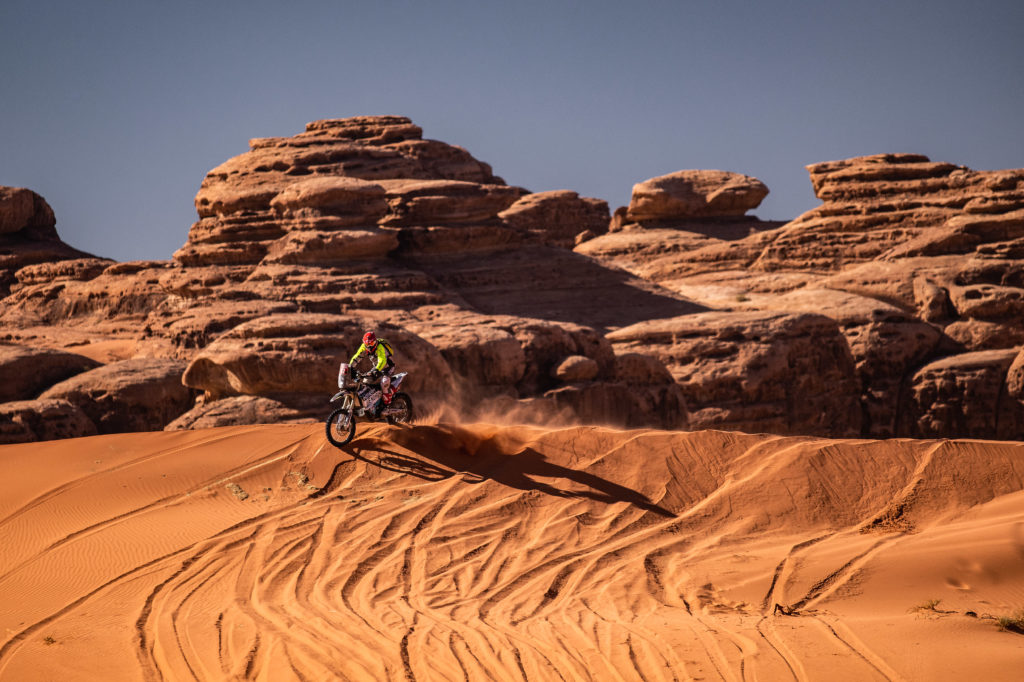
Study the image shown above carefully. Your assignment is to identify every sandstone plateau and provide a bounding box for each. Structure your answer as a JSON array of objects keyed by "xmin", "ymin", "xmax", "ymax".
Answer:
[{"xmin": 1, "ymin": 117, "xmax": 1023, "ymax": 442}]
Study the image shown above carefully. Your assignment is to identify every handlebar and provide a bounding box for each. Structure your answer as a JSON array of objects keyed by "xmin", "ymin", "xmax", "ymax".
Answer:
[{"xmin": 351, "ymin": 370, "xmax": 379, "ymax": 385}]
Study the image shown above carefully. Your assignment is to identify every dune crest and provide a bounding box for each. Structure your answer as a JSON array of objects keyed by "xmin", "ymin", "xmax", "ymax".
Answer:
[{"xmin": 1, "ymin": 424, "xmax": 1022, "ymax": 680}]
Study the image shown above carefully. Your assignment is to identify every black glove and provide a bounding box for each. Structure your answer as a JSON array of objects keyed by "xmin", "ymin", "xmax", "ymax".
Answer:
[{"xmin": 367, "ymin": 369, "xmax": 381, "ymax": 380}]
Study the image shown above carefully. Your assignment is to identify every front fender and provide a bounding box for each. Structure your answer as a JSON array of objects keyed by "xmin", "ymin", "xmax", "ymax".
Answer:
[{"xmin": 330, "ymin": 390, "xmax": 347, "ymax": 403}]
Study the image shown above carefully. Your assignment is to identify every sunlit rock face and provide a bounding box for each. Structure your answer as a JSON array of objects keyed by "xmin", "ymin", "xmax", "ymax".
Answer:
[
  {"xmin": 1, "ymin": 117, "xmax": 680, "ymax": 435},
  {"xmin": 3, "ymin": 118, "xmax": 1023, "ymax": 441},
  {"xmin": 0, "ymin": 186, "xmax": 96, "ymax": 296},
  {"xmin": 626, "ymin": 169, "xmax": 769, "ymax": 223},
  {"xmin": 578, "ymin": 152, "xmax": 1024, "ymax": 439}
]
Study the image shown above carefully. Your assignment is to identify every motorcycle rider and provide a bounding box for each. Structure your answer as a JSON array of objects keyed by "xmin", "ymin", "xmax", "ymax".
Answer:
[{"xmin": 349, "ymin": 330, "xmax": 396, "ymax": 417}]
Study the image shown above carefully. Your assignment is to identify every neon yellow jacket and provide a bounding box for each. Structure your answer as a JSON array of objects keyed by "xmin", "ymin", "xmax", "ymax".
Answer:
[{"xmin": 350, "ymin": 342, "xmax": 389, "ymax": 371}]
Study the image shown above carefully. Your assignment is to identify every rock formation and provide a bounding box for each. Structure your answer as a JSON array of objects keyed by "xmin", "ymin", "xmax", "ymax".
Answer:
[
  {"xmin": 0, "ymin": 187, "xmax": 96, "ymax": 296},
  {"xmin": 1009, "ymin": 348, "xmax": 1024, "ymax": 400},
  {"xmin": 40, "ymin": 359, "xmax": 195, "ymax": 434},
  {"xmin": 1, "ymin": 116, "xmax": 687, "ymax": 438},
  {"xmin": 907, "ymin": 349, "xmax": 1024, "ymax": 439},
  {"xmin": 581, "ymin": 152, "xmax": 1024, "ymax": 439},
  {"xmin": 626, "ymin": 170, "xmax": 768, "ymax": 222},
  {"xmin": 0, "ymin": 344, "xmax": 99, "ymax": 402},
  {"xmin": 164, "ymin": 395, "xmax": 315, "ymax": 431},
  {"xmin": 0, "ymin": 398, "xmax": 96, "ymax": 444},
  {"xmin": 608, "ymin": 311, "xmax": 861, "ymax": 435},
  {"xmin": 2, "ymin": 118, "xmax": 1022, "ymax": 441}
]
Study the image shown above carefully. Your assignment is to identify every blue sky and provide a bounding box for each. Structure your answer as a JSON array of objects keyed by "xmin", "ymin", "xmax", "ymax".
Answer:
[{"xmin": 2, "ymin": 0, "xmax": 1022, "ymax": 261}]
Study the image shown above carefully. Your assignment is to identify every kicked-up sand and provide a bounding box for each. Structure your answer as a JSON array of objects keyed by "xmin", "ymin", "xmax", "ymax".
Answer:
[{"xmin": 1, "ymin": 423, "xmax": 1022, "ymax": 680}]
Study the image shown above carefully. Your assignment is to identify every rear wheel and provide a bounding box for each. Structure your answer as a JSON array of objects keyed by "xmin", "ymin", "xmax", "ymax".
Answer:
[
  {"xmin": 325, "ymin": 407, "xmax": 356, "ymax": 447},
  {"xmin": 385, "ymin": 392, "xmax": 413, "ymax": 425}
]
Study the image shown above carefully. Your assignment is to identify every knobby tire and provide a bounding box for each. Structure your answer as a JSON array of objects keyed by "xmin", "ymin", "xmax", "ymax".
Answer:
[
  {"xmin": 326, "ymin": 407, "xmax": 356, "ymax": 447},
  {"xmin": 386, "ymin": 393, "xmax": 413, "ymax": 425}
]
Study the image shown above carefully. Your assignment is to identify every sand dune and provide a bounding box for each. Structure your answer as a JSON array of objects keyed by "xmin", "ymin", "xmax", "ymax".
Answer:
[{"xmin": 1, "ymin": 423, "xmax": 1023, "ymax": 680}]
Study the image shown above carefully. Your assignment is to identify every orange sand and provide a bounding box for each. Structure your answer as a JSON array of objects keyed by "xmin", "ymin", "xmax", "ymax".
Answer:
[{"xmin": 1, "ymin": 423, "xmax": 1022, "ymax": 680}]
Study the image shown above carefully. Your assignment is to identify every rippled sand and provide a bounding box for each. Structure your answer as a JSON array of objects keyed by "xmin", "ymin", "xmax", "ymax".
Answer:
[{"xmin": 1, "ymin": 423, "xmax": 1023, "ymax": 680}]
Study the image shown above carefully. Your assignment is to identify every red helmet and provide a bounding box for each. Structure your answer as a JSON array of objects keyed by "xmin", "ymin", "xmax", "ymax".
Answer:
[{"xmin": 362, "ymin": 331, "xmax": 377, "ymax": 348}]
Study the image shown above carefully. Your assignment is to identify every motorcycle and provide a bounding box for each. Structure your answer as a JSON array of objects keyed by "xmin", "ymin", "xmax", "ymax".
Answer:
[{"xmin": 325, "ymin": 363, "xmax": 413, "ymax": 447}]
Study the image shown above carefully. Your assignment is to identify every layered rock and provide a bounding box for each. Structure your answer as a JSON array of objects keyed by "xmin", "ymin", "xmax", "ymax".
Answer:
[
  {"xmin": 40, "ymin": 359, "xmax": 195, "ymax": 434},
  {"xmin": 165, "ymin": 396, "xmax": 316, "ymax": 431},
  {"xmin": 2, "ymin": 117, "xmax": 669, "ymax": 436},
  {"xmin": 0, "ymin": 344, "xmax": 100, "ymax": 402},
  {"xmin": 747, "ymin": 288, "xmax": 942, "ymax": 437},
  {"xmin": 1008, "ymin": 348, "xmax": 1024, "ymax": 400},
  {"xmin": 0, "ymin": 398, "xmax": 96, "ymax": 445},
  {"xmin": 576, "ymin": 153, "xmax": 1024, "ymax": 440},
  {"xmin": 4, "ymin": 119, "xmax": 1022, "ymax": 442},
  {"xmin": 2, "ymin": 259, "xmax": 173, "ymax": 329},
  {"xmin": 176, "ymin": 116, "xmax": 510, "ymax": 268},
  {"xmin": 0, "ymin": 187, "xmax": 95, "ymax": 296},
  {"xmin": 588, "ymin": 155, "xmax": 1024, "ymax": 284},
  {"xmin": 498, "ymin": 190, "xmax": 609, "ymax": 247},
  {"xmin": 405, "ymin": 246, "xmax": 704, "ymax": 332},
  {"xmin": 754, "ymin": 154, "xmax": 1024, "ymax": 270},
  {"xmin": 575, "ymin": 228, "xmax": 719, "ymax": 273},
  {"xmin": 181, "ymin": 313, "xmax": 455, "ymax": 406},
  {"xmin": 144, "ymin": 299, "xmax": 301, "ymax": 357},
  {"xmin": 607, "ymin": 311, "xmax": 861, "ymax": 436},
  {"xmin": 536, "ymin": 352, "xmax": 688, "ymax": 430},
  {"xmin": 907, "ymin": 349, "xmax": 1024, "ymax": 439},
  {"xmin": 411, "ymin": 319, "xmax": 526, "ymax": 394},
  {"xmin": 626, "ymin": 170, "xmax": 769, "ymax": 223}
]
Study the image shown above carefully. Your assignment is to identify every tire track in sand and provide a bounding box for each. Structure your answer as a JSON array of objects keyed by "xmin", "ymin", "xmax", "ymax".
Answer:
[{"xmin": 6, "ymin": 425, "xmax": 1022, "ymax": 680}]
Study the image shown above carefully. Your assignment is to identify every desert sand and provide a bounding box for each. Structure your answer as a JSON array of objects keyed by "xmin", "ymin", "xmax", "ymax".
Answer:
[{"xmin": 1, "ymin": 422, "xmax": 1022, "ymax": 680}]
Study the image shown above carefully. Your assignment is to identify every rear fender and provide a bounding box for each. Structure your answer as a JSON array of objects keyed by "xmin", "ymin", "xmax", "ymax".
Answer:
[{"xmin": 391, "ymin": 372, "xmax": 408, "ymax": 390}]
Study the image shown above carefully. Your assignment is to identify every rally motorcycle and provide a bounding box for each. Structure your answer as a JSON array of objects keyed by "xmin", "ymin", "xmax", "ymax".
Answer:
[{"xmin": 325, "ymin": 363, "xmax": 413, "ymax": 447}]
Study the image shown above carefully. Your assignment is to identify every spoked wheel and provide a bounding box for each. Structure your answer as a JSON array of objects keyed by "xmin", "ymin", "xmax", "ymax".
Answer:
[
  {"xmin": 325, "ymin": 407, "xmax": 356, "ymax": 447},
  {"xmin": 384, "ymin": 392, "xmax": 413, "ymax": 425}
]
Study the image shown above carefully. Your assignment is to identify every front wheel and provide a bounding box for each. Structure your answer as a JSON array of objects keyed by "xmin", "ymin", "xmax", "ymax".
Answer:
[
  {"xmin": 325, "ymin": 407, "xmax": 356, "ymax": 447},
  {"xmin": 385, "ymin": 392, "xmax": 413, "ymax": 425}
]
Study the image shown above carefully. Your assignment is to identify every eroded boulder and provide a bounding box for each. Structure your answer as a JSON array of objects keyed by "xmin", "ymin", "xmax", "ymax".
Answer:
[
  {"xmin": 0, "ymin": 344, "xmax": 100, "ymax": 402},
  {"xmin": 269, "ymin": 176, "xmax": 389, "ymax": 228},
  {"xmin": 498, "ymin": 190, "xmax": 609, "ymax": 248},
  {"xmin": 944, "ymin": 319, "xmax": 1024, "ymax": 352},
  {"xmin": 182, "ymin": 313, "xmax": 454, "ymax": 401},
  {"xmin": 608, "ymin": 311, "xmax": 860, "ymax": 436},
  {"xmin": 165, "ymin": 395, "xmax": 316, "ymax": 430},
  {"xmin": 626, "ymin": 170, "xmax": 768, "ymax": 223},
  {"xmin": 907, "ymin": 349, "xmax": 1024, "ymax": 439},
  {"xmin": 40, "ymin": 359, "xmax": 194, "ymax": 433},
  {"xmin": 412, "ymin": 322, "xmax": 527, "ymax": 393},
  {"xmin": 0, "ymin": 398, "xmax": 97, "ymax": 444},
  {"xmin": 553, "ymin": 355, "xmax": 599, "ymax": 383},
  {"xmin": 537, "ymin": 352, "xmax": 687, "ymax": 430},
  {"xmin": 751, "ymin": 288, "xmax": 941, "ymax": 437},
  {"xmin": 0, "ymin": 187, "xmax": 95, "ymax": 296}
]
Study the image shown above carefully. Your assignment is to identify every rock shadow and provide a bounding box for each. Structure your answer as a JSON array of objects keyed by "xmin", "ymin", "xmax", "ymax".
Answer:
[{"xmin": 402, "ymin": 245, "xmax": 706, "ymax": 332}]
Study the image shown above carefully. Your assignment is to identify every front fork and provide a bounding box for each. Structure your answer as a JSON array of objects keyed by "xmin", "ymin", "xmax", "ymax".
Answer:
[{"xmin": 331, "ymin": 392, "xmax": 357, "ymax": 419}]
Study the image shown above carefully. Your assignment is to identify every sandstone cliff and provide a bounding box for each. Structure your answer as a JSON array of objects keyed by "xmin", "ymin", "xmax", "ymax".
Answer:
[
  {"xmin": 0, "ymin": 117, "xmax": 683, "ymax": 440},
  {"xmin": 0, "ymin": 187, "xmax": 97, "ymax": 296},
  {"xmin": 2, "ymin": 119, "xmax": 1022, "ymax": 441},
  {"xmin": 580, "ymin": 153, "xmax": 1024, "ymax": 438}
]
